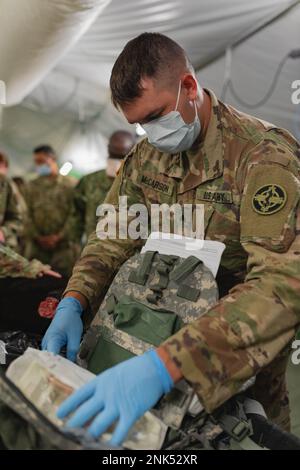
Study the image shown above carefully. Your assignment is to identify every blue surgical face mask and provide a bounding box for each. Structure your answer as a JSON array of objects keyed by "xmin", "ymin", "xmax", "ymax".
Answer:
[
  {"xmin": 36, "ymin": 164, "xmax": 52, "ymax": 176},
  {"xmin": 142, "ymin": 81, "xmax": 201, "ymax": 153}
]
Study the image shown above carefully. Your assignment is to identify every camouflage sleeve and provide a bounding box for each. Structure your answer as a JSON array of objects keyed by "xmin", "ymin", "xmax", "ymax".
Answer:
[
  {"xmin": 161, "ymin": 148, "xmax": 300, "ymax": 413},
  {"xmin": 0, "ymin": 244, "xmax": 47, "ymax": 278},
  {"xmin": 63, "ymin": 178, "xmax": 86, "ymax": 243},
  {"xmin": 1, "ymin": 179, "xmax": 23, "ymax": 249},
  {"xmin": 56, "ymin": 184, "xmax": 79, "ymax": 242},
  {"xmin": 64, "ymin": 149, "xmax": 146, "ymax": 319},
  {"xmin": 24, "ymin": 182, "xmax": 40, "ymax": 240}
]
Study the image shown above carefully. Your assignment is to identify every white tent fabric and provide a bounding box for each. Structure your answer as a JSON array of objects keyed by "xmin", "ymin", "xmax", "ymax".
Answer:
[
  {"xmin": 0, "ymin": 0, "xmax": 299, "ymax": 175},
  {"xmin": 0, "ymin": 0, "xmax": 110, "ymax": 105}
]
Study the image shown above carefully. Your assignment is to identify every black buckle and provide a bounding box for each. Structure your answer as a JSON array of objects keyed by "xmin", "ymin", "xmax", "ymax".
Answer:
[{"xmin": 218, "ymin": 414, "xmax": 251, "ymax": 442}]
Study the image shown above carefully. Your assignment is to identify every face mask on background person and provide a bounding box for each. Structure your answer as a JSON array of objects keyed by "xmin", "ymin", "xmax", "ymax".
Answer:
[
  {"xmin": 36, "ymin": 164, "xmax": 52, "ymax": 176},
  {"xmin": 142, "ymin": 80, "xmax": 201, "ymax": 153},
  {"xmin": 106, "ymin": 158, "xmax": 122, "ymax": 178}
]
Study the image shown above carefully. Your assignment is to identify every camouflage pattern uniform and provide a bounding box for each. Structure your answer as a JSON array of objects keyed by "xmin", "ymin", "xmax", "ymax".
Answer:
[
  {"xmin": 10, "ymin": 181, "xmax": 28, "ymax": 225},
  {"xmin": 69, "ymin": 169, "xmax": 114, "ymax": 243},
  {"xmin": 64, "ymin": 89, "xmax": 300, "ymax": 431},
  {"xmin": 0, "ymin": 244, "xmax": 48, "ymax": 279},
  {"xmin": 10, "ymin": 180, "xmax": 28, "ymax": 255},
  {"xmin": 0, "ymin": 175, "xmax": 23, "ymax": 251},
  {"xmin": 25, "ymin": 175, "xmax": 81, "ymax": 277}
]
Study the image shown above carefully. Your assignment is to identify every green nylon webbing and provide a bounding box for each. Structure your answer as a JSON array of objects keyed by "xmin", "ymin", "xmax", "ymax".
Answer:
[
  {"xmin": 169, "ymin": 256, "xmax": 202, "ymax": 283},
  {"xmin": 177, "ymin": 284, "xmax": 200, "ymax": 302},
  {"xmin": 128, "ymin": 250, "xmax": 157, "ymax": 285}
]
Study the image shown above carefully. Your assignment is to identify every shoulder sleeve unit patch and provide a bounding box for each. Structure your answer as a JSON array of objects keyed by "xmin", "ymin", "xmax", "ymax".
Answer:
[
  {"xmin": 240, "ymin": 163, "xmax": 300, "ymax": 240},
  {"xmin": 252, "ymin": 184, "xmax": 287, "ymax": 215}
]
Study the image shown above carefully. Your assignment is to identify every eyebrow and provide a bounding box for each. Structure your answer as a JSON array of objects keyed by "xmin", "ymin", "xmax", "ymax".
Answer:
[{"xmin": 136, "ymin": 106, "xmax": 165, "ymax": 125}]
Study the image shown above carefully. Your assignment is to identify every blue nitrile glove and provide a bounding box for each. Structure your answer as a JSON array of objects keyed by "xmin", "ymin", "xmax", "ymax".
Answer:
[
  {"xmin": 57, "ymin": 349, "xmax": 174, "ymax": 446},
  {"xmin": 41, "ymin": 297, "xmax": 83, "ymax": 362}
]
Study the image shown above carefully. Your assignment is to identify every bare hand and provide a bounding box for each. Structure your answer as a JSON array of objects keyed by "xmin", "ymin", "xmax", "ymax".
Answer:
[{"xmin": 38, "ymin": 268, "xmax": 62, "ymax": 278}]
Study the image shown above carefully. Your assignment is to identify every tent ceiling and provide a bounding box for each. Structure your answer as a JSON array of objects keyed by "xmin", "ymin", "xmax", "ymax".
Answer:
[{"xmin": 22, "ymin": 0, "xmax": 299, "ymax": 119}]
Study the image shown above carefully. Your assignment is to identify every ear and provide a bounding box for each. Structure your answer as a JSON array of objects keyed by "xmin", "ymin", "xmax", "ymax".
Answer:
[{"xmin": 182, "ymin": 74, "xmax": 198, "ymax": 100}]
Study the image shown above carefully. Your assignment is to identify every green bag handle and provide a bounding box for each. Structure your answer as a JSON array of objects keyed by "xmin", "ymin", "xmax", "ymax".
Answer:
[
  {"xmin": 169, "ymin": 256, "xmax": 203, "ymax": 302},
  {"xmin": 128, "ymin": 250, "xmax": 157, "ymax": 285},
  {"xmin": 169, "ymin": 256, "xmax": 202, "ymax": 283},
  {"xmin": 147, "ymin": 255, "xmax": 179, "ymax": 304}
]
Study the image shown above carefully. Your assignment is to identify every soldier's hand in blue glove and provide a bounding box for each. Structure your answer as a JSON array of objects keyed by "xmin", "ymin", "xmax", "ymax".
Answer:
[
  {"xmin": 57, "ymin": 350, "xmax": 174, "ymax": 446},
  {"xmin": 42, "ymin": 297, "xmax": 83, "ymax": 362}
]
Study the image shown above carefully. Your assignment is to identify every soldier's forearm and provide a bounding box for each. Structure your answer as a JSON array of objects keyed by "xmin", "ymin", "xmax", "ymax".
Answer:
[
  {"xmin": 0, "ymin": 244, "xmax": 41, "ymax": 278},
  {"xmin": 64, "ymin": 290, "xmax": 88, "ymax": 310},
  {"xmin": 161, "ymin": 270, "xmax": 300, "ymax": 413},
  {"xmin": 156, "ymin": 346, "xmax": 183, "ymax": 383},
  {"xmin": 64, "ymin": 263, "xmax": 116, "ymax": 321}
]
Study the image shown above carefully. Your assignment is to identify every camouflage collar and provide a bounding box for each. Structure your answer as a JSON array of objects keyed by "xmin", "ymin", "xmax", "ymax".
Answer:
[{"xmin": 160, "ymin": 89, "xmax": 224, "ymax": 194}]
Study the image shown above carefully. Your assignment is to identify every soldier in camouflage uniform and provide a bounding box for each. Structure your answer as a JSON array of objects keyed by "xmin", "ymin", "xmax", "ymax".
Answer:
[
  {"xmin": 0, "ymin": 154, "xmax": 28, "ymax": 222},
  {"xmin": 69, "ymin": 131, "xmax": 135, "ymax": 244},
  {"xmin": 0, "ymin": 153, "xmax": 29, "ymax": 254},
  {"xmin": 25, "ymin": 145, "xmax": 81, "ymax": 277},
  {"xmin": 40, "ymin": 32, "xmax": 300, "ymax": 445},
  {"xmin": 0, "ymin": 150, "xmax": 63, "ymax": 300},
  {"xmin": 12, "ymin": 177, "xmax": 29, "ymax": 255},
  {"xmin": 11, "ymin": 178, "xmax": 28, "ymax": 229},
  {"xmin": 0, "ymin": 151, "xmax": 9, "ymax": 177}
]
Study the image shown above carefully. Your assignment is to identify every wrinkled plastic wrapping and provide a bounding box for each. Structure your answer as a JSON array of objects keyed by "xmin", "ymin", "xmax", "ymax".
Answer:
[{"xmin": 0, "ymin": 331, "xmax": 41, "ymax": 369}]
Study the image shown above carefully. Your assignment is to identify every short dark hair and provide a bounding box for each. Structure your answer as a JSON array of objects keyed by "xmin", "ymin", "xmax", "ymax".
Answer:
[
  {"xmin": 110, "ymin": 32, "xmax": 190, "ymax": 108},
  {"xmin": 0, "ymin": 151, "xmax": 9, "ymax": 167},
  {"xmin": 33, "ymin": 144, "xmax": 56, "ymax": 158},
  {"xmin": 110, "ymin": 130, "xmax": 135, "ymax": 143}
]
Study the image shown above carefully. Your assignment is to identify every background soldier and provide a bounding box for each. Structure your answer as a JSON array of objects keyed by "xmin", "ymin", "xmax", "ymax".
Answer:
[
  {"xmin": 42, "ymin": 33, "xmax": 300, "ymax": 445},
  {"xmin": 0, "ymin": 155, "xmax": 23, "ymax": 252},
  {"xmin": 25, "ymin": 145, "xmax": 80, "ymax": 277},
  {"xmin": 69, "ymin": 130, "xmax": 135, "ymax": 245},
  {"xmin": 0, "ymin": 153, "xmax": 28, "ymax": 254}
]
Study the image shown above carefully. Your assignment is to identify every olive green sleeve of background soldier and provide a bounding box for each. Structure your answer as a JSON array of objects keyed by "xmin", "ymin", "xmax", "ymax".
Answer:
[
  {"xmin": 161, "ymin": 152, "xmax": 300, "ymax": 414},
  {"xmin": 1, "ymin": 179, "xmax": 24, "ymax": 249},
  {"xmin": 64, "ymin": 178, "xmax": 87, "ymax": 244},
  {"xmin": 23, "ymin": 182, "xmax": 41, "ymax": 241},
  {"xmin": 64, "ymin": 150, "xmax": 146, "ymax": 319}
]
